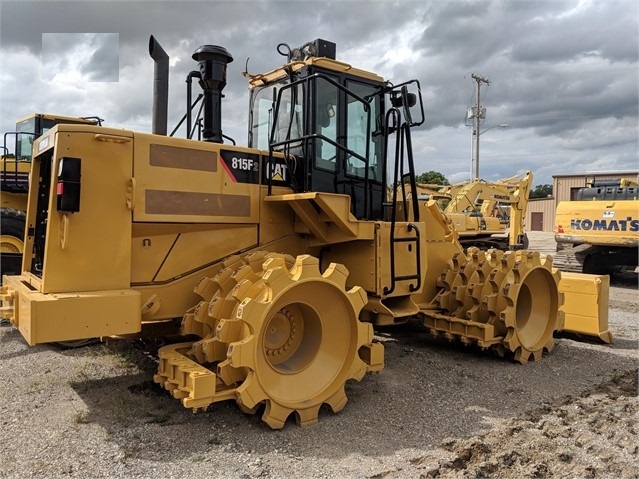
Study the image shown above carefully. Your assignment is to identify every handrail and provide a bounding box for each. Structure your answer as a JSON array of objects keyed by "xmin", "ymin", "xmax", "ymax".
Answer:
[{"xmin": 382, "ymin": 95, "xmax": 421, "ymax": 295}]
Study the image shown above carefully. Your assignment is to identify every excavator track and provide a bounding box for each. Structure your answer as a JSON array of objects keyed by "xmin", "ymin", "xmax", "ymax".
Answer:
[
  {"xmin": 552, "ymin": 243, "xmax": 597, "ymax": 273},
  {"xmin": 154, "ymin": 251, "xmax": 382, "ymax": 428},
  {"xmin": 553, "ymin": 244, "xmax": 627, "ymax": 275},
  {"xmin": 423, "ymin": 248, "xmax": 562, "ymax": 364}
]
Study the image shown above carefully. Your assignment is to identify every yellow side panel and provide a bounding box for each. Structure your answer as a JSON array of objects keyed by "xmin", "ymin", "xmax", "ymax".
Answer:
[
  {"xmin": 132, "ymin": 134, "xmax": 260, "ymax": 224},
  {"xmin": 130, "ymin": 232, "xmax": 177, "ymax": 283},
  {"xmin": 155, "ymin": 225, "xmax": 258, "ymax": 282},
  {"xmin": 322, "ymin": 239, "xmax": 376, "ymax": 292},
  {"xmin": 130, "ymin": 224, "xmax": 258, "ymax": 284},
  {"xmin": 39, "ymin": 128, "xmax": 133, "ymax": 293}
]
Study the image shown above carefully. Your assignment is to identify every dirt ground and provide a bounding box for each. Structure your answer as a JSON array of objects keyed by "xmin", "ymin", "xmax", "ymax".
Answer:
[
  {"xmin": 0, "ymin": 232, "xmax": 637, "ymax": 478},
  {"xmin": 411, "ymin": 233, "xmax": 639, "ymax": 478}
]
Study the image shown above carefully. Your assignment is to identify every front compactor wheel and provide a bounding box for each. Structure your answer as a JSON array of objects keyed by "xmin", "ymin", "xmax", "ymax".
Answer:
[
  {"xmin": 498, "ymin": 251, "xmax": 561, "ymax": 362},
  {"xmin": 434, "ymin": 249, "xmax": 561, "ymax": 363}
]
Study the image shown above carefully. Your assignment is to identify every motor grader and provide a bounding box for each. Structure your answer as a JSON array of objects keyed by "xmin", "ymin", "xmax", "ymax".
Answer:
[{"xmin": 0, "ymin": 37, "xmax": 610, "ymax": 429}]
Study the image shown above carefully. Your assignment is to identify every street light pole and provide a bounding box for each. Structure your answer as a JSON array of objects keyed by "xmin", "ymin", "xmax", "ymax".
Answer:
[
  {"xmin": 474, "ymin": 123, "xmax": 510, "ymax": 180},
  {"xmin": 471, "ymin": 73, "xmax": 490, "ymax": 180}
]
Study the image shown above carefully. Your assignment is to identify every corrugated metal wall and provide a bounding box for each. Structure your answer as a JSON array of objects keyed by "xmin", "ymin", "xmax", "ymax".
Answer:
[
  {"xmin": 553, "ymin": 172, "xmax": 639, "ymax": 202},
  {"xmin": 526, "ymin": 197, "xmax": 555, "ymax": 232}
]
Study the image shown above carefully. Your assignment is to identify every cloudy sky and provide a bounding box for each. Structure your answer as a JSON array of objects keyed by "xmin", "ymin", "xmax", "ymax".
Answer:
[{"xmin": 0, "ymin": 0, "xmax": 636, "ymax": 186}]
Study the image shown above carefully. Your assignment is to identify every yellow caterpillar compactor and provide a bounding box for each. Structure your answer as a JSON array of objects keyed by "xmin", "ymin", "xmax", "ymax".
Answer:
[{"xmin": 0, "ymin": 37, "xmax": 610, "ymax": 428}]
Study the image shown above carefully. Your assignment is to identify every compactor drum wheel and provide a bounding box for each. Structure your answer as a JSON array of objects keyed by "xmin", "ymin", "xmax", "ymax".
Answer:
[
  {"xmin": 157, "ymin": 252, "xmax": 377, "ymax": 428},
  {"xmin": 432, "ymin": 249, "xmax": 562, "ymax": 363}
]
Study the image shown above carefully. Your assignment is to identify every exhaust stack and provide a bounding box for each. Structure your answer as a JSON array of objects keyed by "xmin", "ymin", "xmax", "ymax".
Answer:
[
  {"xmin": 149, "ymin": 35, "xmax": 169, "ymax": 136},
  {"xmin": 192, "ymin": 44, "xmax": 233, "ymax": 143}
]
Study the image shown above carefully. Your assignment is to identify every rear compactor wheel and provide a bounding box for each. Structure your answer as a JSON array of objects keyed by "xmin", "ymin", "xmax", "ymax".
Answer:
[{"xmin": 156, "ymin": 252, "xmax": 377, "ymax": 428}]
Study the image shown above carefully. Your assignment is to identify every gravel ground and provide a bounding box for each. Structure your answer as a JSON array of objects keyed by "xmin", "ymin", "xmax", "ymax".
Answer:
[{"xmin": 1, "ymin": 232, "xmax": 637, "ymax": 478}]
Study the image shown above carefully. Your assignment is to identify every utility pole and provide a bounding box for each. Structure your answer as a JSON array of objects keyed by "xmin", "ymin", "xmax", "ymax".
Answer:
[{"xmin": 471, "ymin": 73, "xmax": 490, "ymax": 180}]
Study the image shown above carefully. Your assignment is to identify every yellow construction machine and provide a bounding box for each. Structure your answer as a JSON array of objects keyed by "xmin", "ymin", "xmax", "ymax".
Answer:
[
  {"xmin": 1, "ymin": 114, "xmax": 102, "ymax": 275},
  {"xmin": 407, "ymin": 173, "xmax": 532, "ymax": 250},
  {"xmin": 438, "ymin": 173, "xmax": 532, "ymax": 250},
  {"xmin": 0, "ymin": 37, "xmax": 611, "ymax": 428},
  {"xmin": 554, "ymin": 177, "xmax": 638, "ymax": 275}
]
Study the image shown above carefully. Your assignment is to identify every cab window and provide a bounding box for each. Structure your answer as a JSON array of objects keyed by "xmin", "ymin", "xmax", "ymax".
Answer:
[
  {"xmin": 345, "ymin": 80, "xmax": 382, "ymax": 181},
  {"xmin": 249, "ymin": 81, "xmax": 303, "ymax": 152},
  {"xmin": 314, "ymin": 75, "xmax": 339, "ymax": 172}
]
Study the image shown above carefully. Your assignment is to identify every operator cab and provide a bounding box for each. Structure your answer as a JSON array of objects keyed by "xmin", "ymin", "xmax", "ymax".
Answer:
[{"xmin": 247, "ymin": 39, "xmax": 423, "ymax": 221}]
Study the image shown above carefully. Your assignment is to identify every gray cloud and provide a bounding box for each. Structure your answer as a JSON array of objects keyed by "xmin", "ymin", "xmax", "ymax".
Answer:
[
  {"xmin": 0, "ymin": 0, "xmax": 636, "ymax": 186},
  {"xmin": 40, "ymin": 33, "xmax": 119, "ymax": 82},
  {"xmin": 80, "ymin": 33, "xmax": 119, "ymax": 81}
]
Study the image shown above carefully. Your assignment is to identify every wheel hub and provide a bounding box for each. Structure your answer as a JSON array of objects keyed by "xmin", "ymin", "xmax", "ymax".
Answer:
[{"xmin": 263, "ymin": 306, "xmax": 309, "ymax": 371}]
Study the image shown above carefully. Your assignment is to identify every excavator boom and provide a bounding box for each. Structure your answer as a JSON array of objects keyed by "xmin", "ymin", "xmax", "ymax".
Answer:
[{"xmin": 440, "ymin": 172, "xmax": 533, "ymax": 250}]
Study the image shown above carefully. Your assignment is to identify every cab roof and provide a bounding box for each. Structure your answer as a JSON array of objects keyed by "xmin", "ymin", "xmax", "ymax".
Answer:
[{"xmin": 247, "ymin": 56, "xmax": 385, "ymax": 90}]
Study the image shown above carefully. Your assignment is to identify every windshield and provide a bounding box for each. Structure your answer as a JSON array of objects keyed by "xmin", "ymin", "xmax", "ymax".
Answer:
[
  {"xmin": 14, "ymin": 117, "xmax": 41, "ymax": 161},
  {"xmin": 249, "ymin": 80, "xmax": 303, "ymax": 151}
]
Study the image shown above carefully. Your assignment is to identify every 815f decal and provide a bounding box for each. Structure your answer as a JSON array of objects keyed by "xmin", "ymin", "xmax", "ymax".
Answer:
[
  {"xmin": 219, "ymin": 150, "xmax": 260, "ymax": 184},
  {"xmin": 219, "ymin": 149, "xmax": 289, "ymax": 187}
]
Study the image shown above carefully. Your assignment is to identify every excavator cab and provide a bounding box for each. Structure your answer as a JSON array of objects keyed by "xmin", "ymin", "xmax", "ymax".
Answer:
[{"xmin": 247, "ymin": 39, "xmax": 424, "ymax": 220}]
